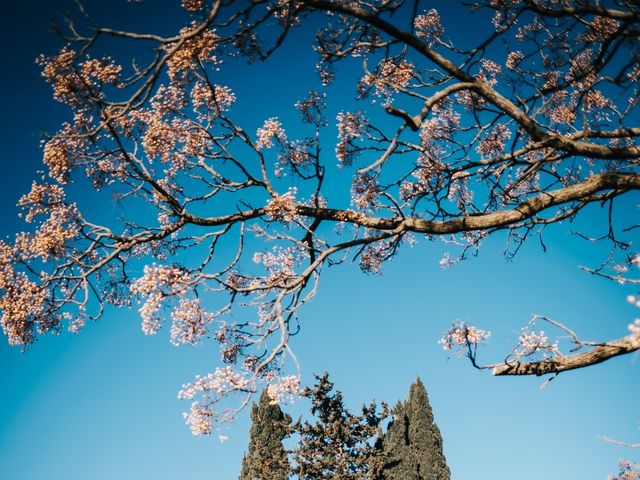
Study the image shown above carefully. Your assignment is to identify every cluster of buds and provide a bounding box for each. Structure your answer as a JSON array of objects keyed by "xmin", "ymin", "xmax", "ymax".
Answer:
[{"xmin": 439, "ymin": 321, "xmax": 491, "ymax": 356}]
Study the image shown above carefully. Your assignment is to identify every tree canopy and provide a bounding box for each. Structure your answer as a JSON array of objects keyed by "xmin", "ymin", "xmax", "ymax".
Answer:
[
  {"xmin": 239, "ymin": 375, "xmax": 451, "ymax": 480},
  {"xmin": 292, "ymin": 373, "xmax": 388, "ymax": 480},
  {"xmin": 0, "ymin": 0, "xmax": 638, "ymax": 445}
]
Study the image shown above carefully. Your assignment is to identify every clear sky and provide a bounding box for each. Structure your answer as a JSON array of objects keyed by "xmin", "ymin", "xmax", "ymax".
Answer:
[{"xmin": 0, "ymin": 1, "xmax": 638, "ymax": 479}]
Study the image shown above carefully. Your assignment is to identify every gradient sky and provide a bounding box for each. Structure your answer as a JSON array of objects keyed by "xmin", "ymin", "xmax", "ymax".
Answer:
[{"xmin": 0, "ymin": 2, "xmax": 639, "ymax": 479}]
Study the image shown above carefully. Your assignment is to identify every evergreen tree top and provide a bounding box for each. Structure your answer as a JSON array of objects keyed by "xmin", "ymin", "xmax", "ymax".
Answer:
[
  {"xmin": 238, "ymin": 390, "xmax": 291, "ymax": 480},
  {"xmin": 292, "ymin": 373, "xmax": 389, "ymax": 480},
  {"xmin": 383, "ymin": 377, "xmax": 450, "ymax": 480}
]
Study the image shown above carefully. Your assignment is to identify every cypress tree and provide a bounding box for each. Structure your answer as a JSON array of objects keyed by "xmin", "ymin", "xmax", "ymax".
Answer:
[
  {"xmin": 239, "ymin": 390, "xmax": 292, "ymax": 480},
  {"xmin": 382, "ymin": 378, "xmax": 450, "ymax": 480}
]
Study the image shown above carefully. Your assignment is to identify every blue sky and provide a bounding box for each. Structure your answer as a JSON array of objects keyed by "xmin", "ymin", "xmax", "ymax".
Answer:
[{"xmin": 0, "ymin": 1, "xmax": 639, "ymax": 479}]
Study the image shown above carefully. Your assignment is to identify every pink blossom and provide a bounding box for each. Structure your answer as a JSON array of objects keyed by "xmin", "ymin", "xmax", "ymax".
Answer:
[
  {"xmin": 336, "ymin": 111, "xmax": 366, "ymax": 165},
  {"xmin": 130, "ymin": 265, "xmax": 191, "ymax": 335},
  {"xmin": 476, "ymin": 124, "xmax": 511, "ymax": 158},
  {"xmin": 264, "ymin": 189, "xmax": 298, "ymax": 223},
  {"xmin": 266, "ymin": 375, "xmax": 300, "ymax": 405},
  {"xmin": 439, "ymin": 321, "xmax": 491, "ymax": 355},
  {"xmin": 506, "ymin": 51, "xmax": 524, "ymax": 70},
  {"xmin": 414, "ymin": 9, "xmax": 444, "ymax": 44},
  {"xmin": 255, "ymin": 118, "xmax": 286, "ymax": 150},
  {"xmin": 170, "ymin": 299, "xmax": 213, "ymax": 346}
]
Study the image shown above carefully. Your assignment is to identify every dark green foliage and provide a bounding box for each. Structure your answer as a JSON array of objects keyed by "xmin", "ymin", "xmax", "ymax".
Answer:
[
  {"xmin": 383, "ymin": 378, "xmax": 450, "ymax": 480},
  {"xmin": 291, "ymin": 373, "xmax": 388, "ymax": 480},
  {"xmin": 239, "ymin": 377, "xmax": 451, "ymax": 480},
  {"xmin": 239, "ymin": 390, "xmax": 292, "ymax": 480}
]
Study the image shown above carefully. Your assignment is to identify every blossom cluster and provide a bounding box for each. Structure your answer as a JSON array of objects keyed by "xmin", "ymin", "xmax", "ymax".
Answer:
[
  {"xmin": 40, "ymin": 115, "xmax": 93, "ymax": 184},
  {"xmin": 547, "ymin": 95, "xmax": 576, "ymax": 126},
  {"xmin": 43, "ymin": 137, "xmax": 72, "ymax": 183},
  {"xmin": 18, "ymin": 182, "xmax": 65, "ymax": 223},
  {"xmin": 170, "ymin": 298, "xmax": 213, "ymax": 346},
  {"xmin": 336, "ymin": 111, "xmax": 366, "ymax": 165},
  {"xmin": 130, "ymin": 264, "xmax": 191, "ymax": 335},
  {"xmin": 414, "ymin": 9, "xmax": 444, "ymax": 45},
  {"xmin": 514, "ymin": 15, "xmax": 543, "ymax": 41},
  {"xmin": 67, "ymin": 312, "xmax": 86, "ymax": 334},
  {"xmin": 80, "ymin": 58, "xmax": 122, "ymax": 85},
  {"xmin": 584, "ymin": 16, "xmax": 620, "ymax": 42},
  {"xmin": 190, "ymin": 82, "xmax": 236, "ymax": 121},
  {"xmin": 0, "ymin": 243, "xmax": 50, "ymax": 347},
  {"xmin": 253, "ymin": 245, "xmax": 299, "ymax": 282},
  {"xmin": 511, "ymin": 327, "xmax": 559, "ymax": 361},
  {"xmin": 183, "ymin": 403, "xmax": 214, "ymax": 436},
  {"xmin": 610, "ymin": 459, "xmax": 640, "ymax": 480},
  {"xmin": 505, "ymin": 51, "xmax": 524, "ymax": 70},
  {"xmin": 438, "ymin": 252, "xmax": 459, "ymax": 269},
  {"xmin": 37, "ymin": 47, "xmax": 77, "ymax": 103},
  {"xmin": 358, "ymin": 239, "xmax": 397, "ymax": 274},
  {"xmin": 150, "ymin": 84, "xmax": 187, "ymax": 113},
  {"xmin": 178, "ymin": 366, "xmax": 251, "ymax": 435},
  {"xmin": 166, "ymin": 24, "xmax": 219, "ymax": 81},
  {"xmin": 41, "ymin": 126, "xmax": 87, "ymax": 185},
  {"xmin": 14, "ymin": 207, "xmax": 79, "ymax": 261},
  {"xmin": 456, "ymin": 60, "xmax": 501, "ymax": 110},
  {"xmin": 352, "ymin": 174, "xmax": 379, "ymax": 210},
  {"xmin": 294, "ymin": 90, "xmax": 326, "ymax": 126},
  {"xmin": 264, "ymin": 189, "xmax": 298, "ymax": 223},
  {"xmin": 178, "ymin": 367, "xmax": 250, "ymax": 400},
  {"xmin": 476, "ymin": 124, "xmax": 511, "ymax": 158},
  {"xmin": 481, "ymin": 59, "xmax": 502, "ymax": 79},
  {"xmin": 15, "ymin": 182, "xmax": 80, "ymax": 261},
  {"xmin": 266, "ymin": 375, "xmax": 300, "ymax": 405},
  {"xmin": 276, "ymin": 140, "xmax": 312, "ymax": 174},
  {"xmin": 399, "ymin": 107, "xmax": 459, "ymax": 202},
  {"xmin": 214, "ymin": 323, "xmax": 244, "ymax": 365},
  {"xmin": 439, "ymin": 321, "xmax": 491, "ymax": 355},
  {"xmin": 255, "ymin": 117, "xmax": 287, "ymax": 150},
  {"xmin": 140, "ymin": 113, "xmax": 183, "ymax": 163},
  {"xmin": 446, "ymin": 171, "xmax": 474, "ymax": 208},
  {"xmin": 533, "ymin": 46, "xmax": 615, "ymax": 128},
  {"xmin": 133, "ymin": 83, "xmax": 231, "ymax": 181},
  {"xmin": 271, "ymin": 0, "xmax": 303, "ymax": 26},
  {"xmin": 181, "ymin": 0, "xmax": 203, "ymax": 12},
  {"xmin": 379, "ymin": 59, "xmax": 414, "ymax": 87},
  {"xmin": 420, "ymin": 106, "xmax": 460, "ymax": 150},
  {"xmin": 362, "ymin": 59, "xmax": 415, "ymax": 97},
  {"xmin": 37, "ymin": 48, "xmax": 121, "ymax": 107}
]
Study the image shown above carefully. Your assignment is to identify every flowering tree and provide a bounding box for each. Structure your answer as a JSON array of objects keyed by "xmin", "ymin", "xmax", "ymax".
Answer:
[{"xmin": 1, "ymin": 0, "xmax": 639, "ymax": 436}]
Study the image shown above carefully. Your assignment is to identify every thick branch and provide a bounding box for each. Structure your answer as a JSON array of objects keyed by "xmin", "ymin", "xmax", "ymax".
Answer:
[
  {"xmin": 293, "ymin": 172, "xmax": 640, "ymax": 234},
  {"xmin": 522, "ymin": 1, "xmax": 640, "ymax": 22},
  {"xmin": 493, "ymin": 334, "xmax": 640, "ymax": 376}
]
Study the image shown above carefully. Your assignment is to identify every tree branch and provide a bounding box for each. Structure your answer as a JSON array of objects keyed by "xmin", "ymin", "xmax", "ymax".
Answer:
[{"xmin": 492, "ymin": 334, "xmax": 640, "ymax": 376}]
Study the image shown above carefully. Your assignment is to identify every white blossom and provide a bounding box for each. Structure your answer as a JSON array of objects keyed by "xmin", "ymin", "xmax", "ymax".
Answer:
[{"xmin": 266, "ymin": 375, "xmax": 300, "ymax": 405}]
